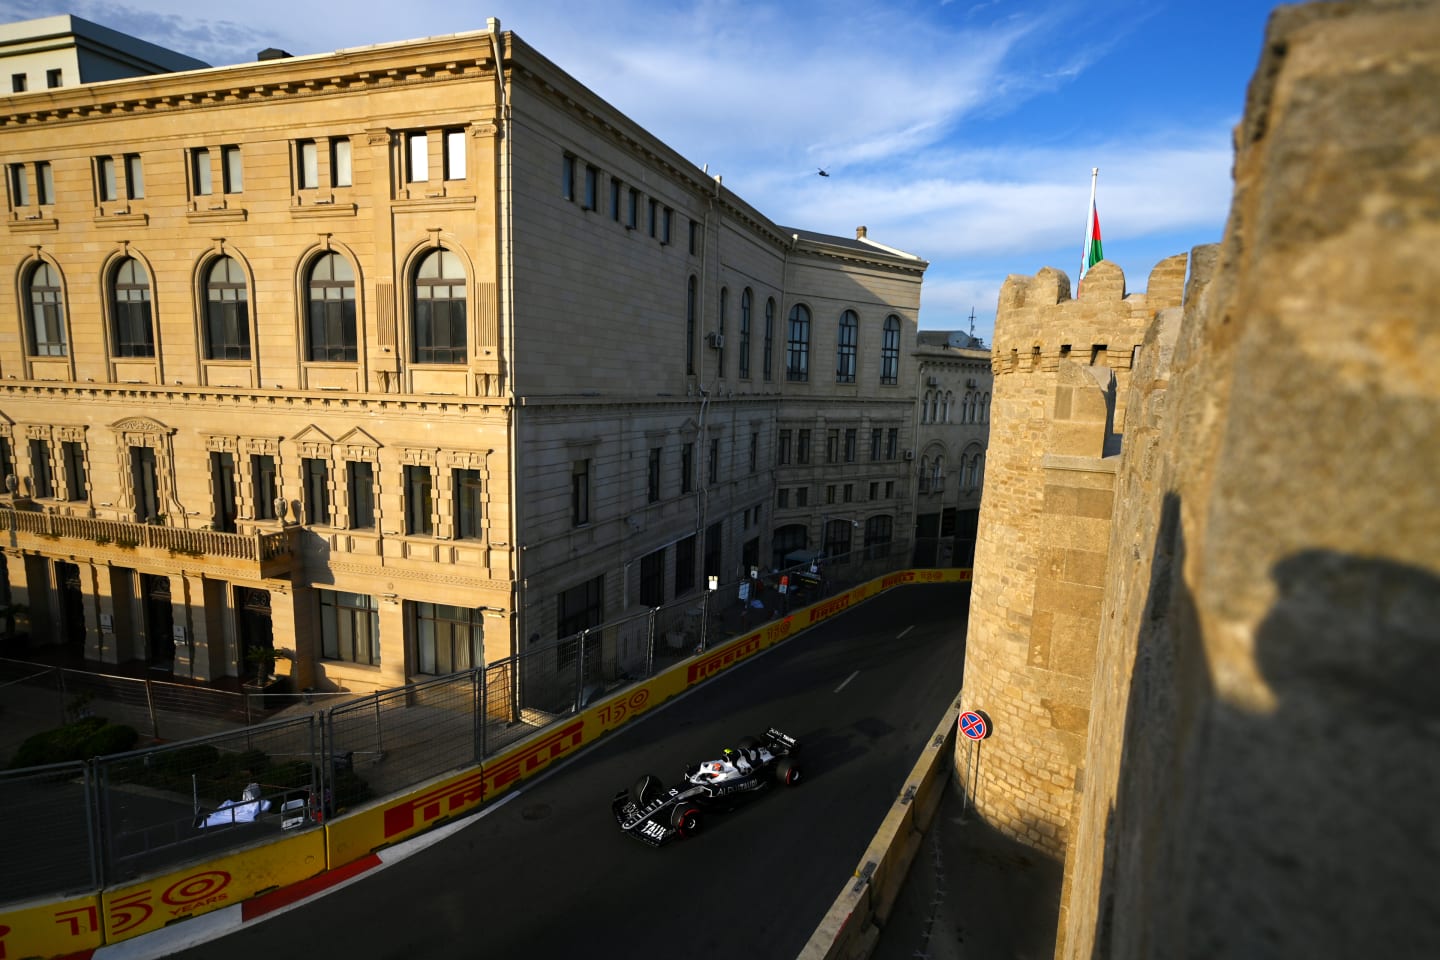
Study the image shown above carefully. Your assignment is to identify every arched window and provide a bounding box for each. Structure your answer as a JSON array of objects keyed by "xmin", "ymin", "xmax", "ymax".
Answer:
[
  {"xmin": 981, "ymin": 392, "xmax": 991, "ymax": 423},
  {"xmin": 763, "ymin": 297, "xmax": 776, "ymax": 381},
  {"xmin": 786, "ymin": 304, "xmax": 810, "ymax": 382},
  {"xmin": 836, "ymin": 309, "xmax": 857, "ymax": 383},
  {"xmin": 881, "ymin": 315, "xmax": 900, "ymax": 385},
  {"xmin": 718, "ymin": 286, "xmax": 728, "ymax": 377},
  {"xmin": 686, "ymin": 275, "xmax": 697, "ymax": 376},
  {"xmin": 306, "ymin": 252, "xmax": 357, "ymax": 362},
  {"xmin": 932, "ymin": 455, "xmax": 944, "ymax": 490},
  {"xmin": 959, "ymin": 391, "xmax": 970, "ymax": 423},
  {"xmin": 111, "ymin": 258, "xmax": 153, "ymax": 357},
  {"xmin": 412, "ymin": 248, "xmax": 466, "ymax": 364},
  {"xmin": 204, "ymin": 256, "xmax": 249, "ymax": 360},
  {"xmin": 943, "ymin": 391, "xmax": 953, "ymax": 423},
  {"xmin": 26, "ymin": 261, "xmax": 67, "ymax": 357},
  {"xmin": 739, "ymin": 288, "xmax": 752, "ymax": 379},
  {"xmin": 918, "ymin": 456, "xmax": 930, "ymax": 493}
]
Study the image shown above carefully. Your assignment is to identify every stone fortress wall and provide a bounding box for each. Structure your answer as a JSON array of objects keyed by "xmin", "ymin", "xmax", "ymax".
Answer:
[{"xmin": 959, "ymin": 1, "xmax": 1440, "ymax": 957}]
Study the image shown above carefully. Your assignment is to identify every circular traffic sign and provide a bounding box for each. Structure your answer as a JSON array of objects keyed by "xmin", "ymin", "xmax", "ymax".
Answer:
[{"xmin": 959, "ymin": 710, "xmax": 991, "ymax": 741}]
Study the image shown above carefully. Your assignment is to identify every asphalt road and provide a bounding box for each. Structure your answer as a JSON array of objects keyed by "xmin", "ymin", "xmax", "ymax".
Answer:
[{"xmin": 171, "ymin": 582, "xmax": 969, "ymax": 960}]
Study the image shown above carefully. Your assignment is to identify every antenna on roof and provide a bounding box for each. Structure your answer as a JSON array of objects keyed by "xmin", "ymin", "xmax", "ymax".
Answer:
[{"xmin": 968, "ymin": 307, "xmax": 976, "ymax": 340}]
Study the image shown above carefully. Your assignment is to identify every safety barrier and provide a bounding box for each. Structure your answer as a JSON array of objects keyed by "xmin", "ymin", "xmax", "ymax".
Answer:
[{"xmin": 0, "ymin": 566, "xmax": 971, "ymax": 959}]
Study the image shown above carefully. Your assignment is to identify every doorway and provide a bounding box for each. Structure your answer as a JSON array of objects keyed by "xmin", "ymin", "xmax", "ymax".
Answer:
[{"xmin": 143, "ymin": 574, "xmax": 174, "ymax": 671}]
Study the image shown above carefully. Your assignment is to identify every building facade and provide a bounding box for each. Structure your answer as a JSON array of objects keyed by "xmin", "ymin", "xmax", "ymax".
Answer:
[
  {"xmin": 0, "ymin": 19, "xmax": 927, "ymax": 697},
  {"xmin": 912, "ymin": 330, "xmax": 990, "ymax": 566}
]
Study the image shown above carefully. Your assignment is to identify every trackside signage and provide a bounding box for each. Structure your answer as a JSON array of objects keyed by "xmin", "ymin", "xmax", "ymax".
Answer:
[{"xmin": 0, "ymin": 893, "xmax": 104, "ymax": 959}]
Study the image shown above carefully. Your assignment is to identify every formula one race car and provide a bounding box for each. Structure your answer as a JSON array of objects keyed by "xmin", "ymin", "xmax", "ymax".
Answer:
[{"xmin": 612, "ymin": 728, "xmax": 802, "ymax": 847}]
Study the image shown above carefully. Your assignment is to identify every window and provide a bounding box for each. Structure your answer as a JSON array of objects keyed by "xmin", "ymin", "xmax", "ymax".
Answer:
[
  {"xmin": 609, "ymin": 178, "xmax": 622, "ymax": 221},
  {"xmin": 302, "ymin": 458, "xmax": 331, "ymax": 525},
  {"xmin": 844, "ymin": 482, "xmax": 854, "ymax": 503},
  {"xmin": 405, "ymin": 465, "xmax": 433, "ymax": 535},
  {"xmin": 825, "ymin": 484, "xmax": 835, "ymax": 505},
  {"xmin": 864, "ymin": 515, "xmax": 894, "ymax": 560},
  {"xmin": 306, "ymin": 252, "xmax": 357, "ymax": 362},
  {"xmin": 870, "ymin": 428, "xmax": 882, "ymax": 461},
  {"xmin": 562, "ymin": 153, "xmax": 577, "ymax": 200},
  {"xmin": 297, "ymin": 140, "xmax": 318, "ymax": 189},
  {"xmin": 639, "ymin": 548, "xmax": 665, "ymax": 607},
  {"xmin": 583, "ymin": 164, "xmax": 598, "ymax": 210},
  {"xmin": 191, "ymin": 148, "xmax": 212, "ymax": 196},
  {"xmin": 717, "ymin": 287, "xmax": 728, "ymax": 377},
  {"xmin": 347, "ymin": 461, "xmax": 375, "ymax": 529},
  {"xmin": 26, "ymin": 262, "xmax": 66, "ymax": 357},
  {"xmin": 414, "ymin": 602, "xmax": 483, "ymax": 674},
  {"xmin": 826, "ymin": 429, "xmax": 840, "ymax": 464},
  {"xmin": 204, "ymin": 256, "xmax": 250, "ymax": 360},
  {"xmin": 886, "ymin": 428, "xmax": 899, "ymax": 460},
  {"xmin": 46, "ymin": 68, "xmax": 61, "ymax": 89},
  {"xmin": 454, "ymin": 468, "xmax": 482, "ymax": 540},
  {"xmin": 222, "ymin": 145, "xmax": 243, "ymax": 193},
  {"xmin": 556, "ymin": 575, "xmax": 604, "ymax": 655},
  {"xmin": 34, "ymin": 162, "xmax": 52, "ymax": 205},
  {"xmin": 410, "ymin": 133, "xmax": 431, "ymax": 183},
  {"xmin": 686, "ymin": 275, "xmax": 697, "ymax": 376},
  {"xmin": 824, "ymin": 518, "xmax": 851, "ymax": 563},
  {"xmin": 648, "ymin": 199, "xmax": 658, "ymax": 237},
  {"xmin": 689, "ymin": 219, "xmax": 700, "ymax": 255},
  {"xmin": 763, "ymin": 298, "xmax": 775, "ymax": 381},
  {"xmin": 29, "ymin": 439, "xmax": 52, "ymax": 499},
  {"xmin": 321, "ymin": 591, "xmax": 379, "ymax": 665},
  {"xmin": 869, "ymin": 481, "xmax": 879, "ymax": 501},
  {"xmin": 332, "ymin": 139, "xmax": 352, "ymax": 186},
  {"xmin": 63, "ymin": 441, "xmax": 86, "ymax": 501},
  {"xmin": 708, "ymin": 438, "xmax": 719, "ymax": 485},
  {"xmin": 125, "ymin": 154, "xmax": 144, "ymax": 199},
  {"xmin": 110, "ymin": 258, "xmax": 154, "ymax": 358},
  {"xmin": 797, "ymin": 429, "xmax": 811, "ymax": 465},
  {"xmin": 777, "ymin": 430, "xmax": 792, "ymax": 465},
  {"xmin": 211, "ymin": 451, "xmax": 237, "ymax": 532},
  {"xmin": 881, "ymin": 315, "xmax": 901, "ymax": 385},
  {"xmin": 681, "ymin": 442, "xmax": 694, "ymax": 494},
  {"xmin": 647, "ymin": 447, "xmax": 661, "ymax": 504},
  {"xmin": 786, "ymin": 304, "xmax": 810, "ymax": 381},
  {"xmin": 739, "ymin": 289, "xmax": 752, "ymax": 379},
  {"xmin": 445, "ymin": 129, "xmax": 466, "ymax": 180},
  {"xmin": 675, "ymin": 535, "xmax": 696, "ymax": 595},
  {"xmin": 627, "ymin": 187, "xmax": 639, "ymax": 228},
  {"xmin": 99, "ymin": 156, "xmax": 118, "ymax": 201},
  {"xmin": 796, "ymin": 486, "xmax": 809, "ymax": 507},
  {"xmin": 10, "ymin": 74, "xmax": 24, "ymax": 93},
  {"xmin": 885, "ymin": 480, "xmax": 895, "ymax": 499},
  {"xmin": 704, "ymin": 521, "xmax": 723, "ymax": 582},
  {"xmin": 750, "ymin": 433, "xmax": 758, "ymax": 473},
  {"xmin": 837, "ymin": 310, "xmax": 858, "ymax": 383},
  {"xmin": 777, "ymin": 488, "xmax": 789, "ymax": 509},
  {"xmin": 413, "ymin": 248, "xmax": 467, "ymax": 364},
  {"xmin": 9, "ymin": 164, "xmax": 29, "ymax": 206},
  {"xmin": 252, "ymin": 454, "xmax": 278, "ymax": 520},
  {"xmin": 0, "ymin": 438, "xmax": 12, "ymax": 492},
  {"xmin": 845, "ymin": 429, "xmax": 858, "ymax": 463},
  {"xmin": 571, "ymin": 459, "xmax": 590, "ymax": 526},
  {"xmin": 662, "ymin": 208, "xmax": 673, "ymax": 245}
]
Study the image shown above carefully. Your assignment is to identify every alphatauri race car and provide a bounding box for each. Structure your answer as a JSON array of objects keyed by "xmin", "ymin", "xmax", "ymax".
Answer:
[{"xmin": 612, "ymin": 728, "xmax": 802, "ymax": 846}]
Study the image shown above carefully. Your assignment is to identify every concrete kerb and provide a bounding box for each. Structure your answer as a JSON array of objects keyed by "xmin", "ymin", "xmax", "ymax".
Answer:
[{"xmin": 798, "ymin": 697, "xmax": 961, "ymax": 960}]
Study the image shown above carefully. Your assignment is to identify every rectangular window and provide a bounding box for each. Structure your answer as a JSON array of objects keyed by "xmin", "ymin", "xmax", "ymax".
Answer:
[
  {"xmin": 444, "ymin": 129, "xmax": 466, "ymax": 180},
  {"xmin": 10, "ymin": 73, "xmax": 25, "ymax": 93},
  {"xmin": 409, "ymin": 133, "xmax": 430, "ymax": 183},
  {"xmin": 777, "ymin": 430, "xmax": 792, "ymax": 466},
  {"xmin": 708, "ymin": 438, "xmax": 719, "ymax": 485},
  {"xmin": 404, "ymin": 464, "xmax": 433, "ymax": 535},
  {"xmin": 796, "ymin": 486, "xmax": 809, "ymax": 507},
  {"xmin": 331, "ymin": 138, "xmax": 352, "ymax": 187},
  {"xmin": 222, "ymin": 145, "xmax": 243, "ymax": 193},
  {"xmin": 413, "ymin": 601, "xmax": 483, "ymax": 674},
  {"xmin": 556, "ymin": 574, "xmax": 605, "ymax": 659},
  {"xmin": 704, "ymin": 521, "xmax": 723, "ymax": 582},
  {"xmin": 680, "ymin": 443, "xmax": 694, "ymax": 494},
  {"xmin": 777, "ymin": 488, "xmax": 789, "ymax": 509},
  {"xmin": 886, "ymin": 428, "xmax": 899, "ymax": 460},
  {"xmin": 211, "ymin": 451, "xmax": 237, "ymax": 532},
  {"xmin": 321, "ymin": 590, "xmax": 380, "ymax": 665},
  {"xmin": 869, "ymin": 481, "xmax": 879, "ymax": 501},
  {"xmin": 29, "ymin": 439, "xmax": 52, "ymax": 499},
  {"xmin": 648, "ymin": 199, "xmax": 658, "ymax": 237},
  {"xmin": 885, "ymin": 480, "xmax": 895, "ymax": 499},
  {"xmin": 661, "ymin": 207, "xmax": 673, "ymax": 245},
  {"xmin": 870, "ymin": 428, "xmax": 882, "ymax": 461},
  {"xmin": 86, "ymin": 135, "xmax": 131, "ymax": 187},
  {"xmin": 302, "ymin": 457, "xmax": 330, "ymax": 525},
  {"xmin": 826, "ymin": 429, "xmax": 840, "ymax": 464},
  {"xmin": 639, "ymin": 548, "xmax": 665, "ymax": 608},
  {"xmin": 610, "ymin": 178, "xmax": 621, "ymax": 221},
  {"xmin": 561, "ymin": 153, "xmax": 575, "ymax": 201},
  {"xmin": 844, "ymin": 483, "xmax": 854, "ymax": 503},
  {"xmin": 583, "ymin": 164, "xmax": 598, "ymax": 210},
  {"xmin": 675, "ymin": 535, "xmax": 696, "ymax": 596},
  {"xmin": 0, "ymin": 437, "xmax": 12, "ymax": 491},
  {"xmin": 192, "ymin": 148, "xmax": 212, "ymax": 196},
  {"xmin": 35, "ymin": 162, "xmax": 52, "ymax": 205},
  {"xmin": 347, "ymin": 461, "xmax": 375, "ymax": 529},
  {"xmin": 62, "ymin": 441, "xmax": 86, "ymax": 501},
  {"xmin": 252, "ymin": 454, "xmax": 277, "ymax": 520},
  {"xmin": 298, "ymin": 140, "xmax": 318, "ymax": 189},
  {"xmin": 627, "ymin": 188, "xmax": 639, "ymax": 229},
  {"xmin": 46, "ymin": 68, "xmax": 61, "ymax": 89},
  {"xmin": 689, "ymin": 220, "xmax": 700, "ymax": 255},
  {"xmin": 454, "ymin": 468, "xmax": 482, "ymax": 540},
  {"xmin": 571, "ymin": 459, "xmax": 590, "ymax": 526},
  {"xmin": 750, "ymin": 433, "xmax": 758, "ymax": 473},
  {"xmin": 844, "ymin": 428, "xmax": 858, "ymax": 463},
  {"xmin": 124, "ymin": 154, "xmax": 144, "ymax": 199},
  {"xmin": 826, "ymin": 484, "xmax": 836, "ymax": 505},
  {"xmin": 10, "ymin": 164, "xmax": 29, "ymax": 206},
  {"xmin": 647, "ymin": 447, "xmax": 661, "ymax": 504},
  {"xmin": 797, "ymin": 429, "xmax": 811, "ymax": 465}
]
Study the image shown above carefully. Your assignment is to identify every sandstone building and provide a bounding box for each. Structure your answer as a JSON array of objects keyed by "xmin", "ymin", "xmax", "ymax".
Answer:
[
  {"xmin": 913, "ymin": 330, "xmax": 990, "ymax": 567},
  {"xmin": 959, "ymin": 1, "xmax": 1439, "ymax": 956},
  {"xmin": 0, "ymin": 18, "xmax": 927, "ymax": 697}
]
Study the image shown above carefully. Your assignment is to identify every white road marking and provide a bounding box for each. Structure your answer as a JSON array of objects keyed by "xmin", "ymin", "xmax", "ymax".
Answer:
[
  {"xmin": 834, "ymin": 670, "xmax": 859, "ymax": 693},
  {"xmin": 897, "ymin": 626, "xmax": 914, "ymax": 639}
]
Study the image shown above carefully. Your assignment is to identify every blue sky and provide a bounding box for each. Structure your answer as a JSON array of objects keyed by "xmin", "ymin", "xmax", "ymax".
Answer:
[{"xmin": 5, "ymin": 0, "xmax": 1287, "ymax": 343}]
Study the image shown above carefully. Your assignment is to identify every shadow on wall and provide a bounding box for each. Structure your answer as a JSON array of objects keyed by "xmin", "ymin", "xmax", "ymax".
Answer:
[{"xmin": 1090, "ymin": 493, "xmax": 1440, "ymax": 959}]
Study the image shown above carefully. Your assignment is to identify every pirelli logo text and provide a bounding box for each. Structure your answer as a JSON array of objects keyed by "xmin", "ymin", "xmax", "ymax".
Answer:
[
  {"xmin": 383, "ymin": 771, "xmax": 485, "ymax": 839},
  {"xmin": 686, "ymin": 635, "xmax": 762, "ymax": 684},
  {"xmin": 882, "ymin": 571, "xmax": 917, "ymax": 589},
  {"xmin": 481, "ymin": 719, "xmax": 586, "ymax": 798},
  {"xmin": 808, "ymin": 593, "xmax": 852, "ymax": 623}
]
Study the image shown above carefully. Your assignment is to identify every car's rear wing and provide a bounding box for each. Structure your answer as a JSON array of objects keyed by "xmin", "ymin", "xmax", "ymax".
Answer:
[{"xmin": 763, "ymin": 728, "xmax": 798, "ymax": 752}]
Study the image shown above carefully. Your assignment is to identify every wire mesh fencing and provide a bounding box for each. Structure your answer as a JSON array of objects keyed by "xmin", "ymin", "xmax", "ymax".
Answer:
[{"xmin": 0, "ymin": 761, "xmax": 97, "ymax": 904}]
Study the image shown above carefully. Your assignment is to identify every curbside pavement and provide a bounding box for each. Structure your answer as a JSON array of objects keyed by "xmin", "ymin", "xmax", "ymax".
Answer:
[{"xmin": 798, "ymin": 698, "xmax": 960, "ymax": 960}]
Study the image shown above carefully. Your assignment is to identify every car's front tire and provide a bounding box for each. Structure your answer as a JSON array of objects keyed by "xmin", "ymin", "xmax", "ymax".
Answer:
[
  {"xmin": 671, "ymin": 804, "xmax": 703, "ymax": 837},
  {"xmin": 775, "ymin": 757, "xmax": 801, "ymax": 786}
]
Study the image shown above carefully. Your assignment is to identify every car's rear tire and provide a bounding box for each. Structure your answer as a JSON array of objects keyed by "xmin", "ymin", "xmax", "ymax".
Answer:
[
  {"xmin": 632, "ymin": 774, "xmax": 665, "ymax": 806},
  {"xmin": 775, "ymin": 757, "xmax": 801, "ymax": 786},
  {"xmin": 671, "ymin": 804, "xmax": 703, "ymax": 837}
]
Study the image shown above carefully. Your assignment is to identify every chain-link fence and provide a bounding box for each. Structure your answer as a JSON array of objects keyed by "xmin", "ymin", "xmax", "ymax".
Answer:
[{"xmin": 0, "ymin": 760, "xmax": 97, "ymax": 904}]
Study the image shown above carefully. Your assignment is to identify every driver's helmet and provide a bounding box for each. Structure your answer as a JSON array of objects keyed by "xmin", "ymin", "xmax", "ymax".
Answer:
[{"xmin": 722, "ymin": 748, "xmax": 738, "ymax": 764}]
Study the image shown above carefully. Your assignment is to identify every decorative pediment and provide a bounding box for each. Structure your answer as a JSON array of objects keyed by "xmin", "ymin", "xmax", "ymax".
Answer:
[
  {"xmin": 292, "ymin": 424, "xmax": 335, "ymax": 458},
  {"xmin": 335, "ymin": 427, "xmax": 382, "ymax": 459},
  {"xmin": 109, "ymin": 416, "xmax": 173, "ymax": 435}
]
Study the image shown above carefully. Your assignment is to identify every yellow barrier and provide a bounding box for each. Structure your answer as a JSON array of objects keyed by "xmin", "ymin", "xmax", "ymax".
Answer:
[
  {"xmin": 100, "ymin": 829, "xmax": 326, "ymax": 943},
  {"xmin": 0, "ymin": 892, "xmax": 104, "ymax": 958}
]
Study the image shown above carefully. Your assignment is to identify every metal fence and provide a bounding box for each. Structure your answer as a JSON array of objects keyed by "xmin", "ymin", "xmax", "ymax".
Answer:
[{"xmin": 0, "ymin": 533, "xmax": 973, "ymax": 907}]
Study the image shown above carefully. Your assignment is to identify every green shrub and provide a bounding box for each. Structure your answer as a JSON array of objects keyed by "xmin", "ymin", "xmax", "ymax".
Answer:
[
  {"xmin": 8, "ymin": 716, "xmax": 111, "ymax": 768},
  {"xmin": 83, "ymin": 723, "xmax": 138, "ymax": 757}
]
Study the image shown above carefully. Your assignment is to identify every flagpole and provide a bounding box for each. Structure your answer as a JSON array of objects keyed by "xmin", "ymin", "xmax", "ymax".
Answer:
[{"xmin": 1081, "ymin": 167, "xmax": 1098, "ymax": 286}]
